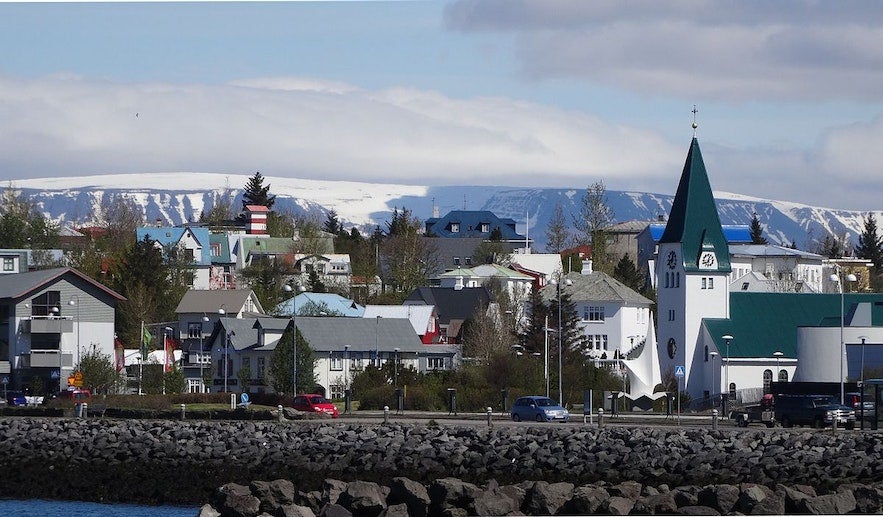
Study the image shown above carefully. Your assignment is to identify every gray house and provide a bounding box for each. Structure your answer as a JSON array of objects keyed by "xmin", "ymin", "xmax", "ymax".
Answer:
[{"xmin": 0, "ymin": 267, "xmax": 125, "ymax": 394}]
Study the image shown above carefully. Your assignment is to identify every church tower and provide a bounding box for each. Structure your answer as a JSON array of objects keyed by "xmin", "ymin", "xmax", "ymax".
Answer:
[{"xmin": 656, "ymin": 124, "xmax": 732, "ymax": 398}]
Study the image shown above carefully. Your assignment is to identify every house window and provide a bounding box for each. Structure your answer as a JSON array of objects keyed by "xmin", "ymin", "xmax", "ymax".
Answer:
[
  {"xmin": 453, "ymin": 257, "xmax": 461, "ymax": 266},
  {"xmin": 2, "ymin": 257, "xmax": 13, "ymax": 271},
  {"xmin": 330, "ymin": 384, "xmax": 344, "ymax": 400},
  {"xmin": 450, "ymin": 223, "xmax": 460, "ymax": 233},
  {"xmin": 763, "ymin": 369, "xmax": 773, "ymax": 393},
  {"xmin": 257, "ymin": 357, "xmax": 266, "ymax": 379},
  {"xmin": 588, "ymin": 306, "xmax": 604, "ymax": 322},
  {"xmin": 668, "ymin": 309, "xmax": 675, "ymax": 321},
  {"xmin": 242, "ymin": 357, "xmax": 251, "ymax": 376},
  {"xmin": 741, "ymin": 282, "xmax": 750, "ymax": 291},
  {"xmin": 330, "ymin": 352, "xmax": 343, "ymax": 371},
  {"xmin": 188, "ymin": 322, "xmax": 203, "ymax": 339},
  {"xmin": 211, "ymin": 243, "xmax": 221, "ymax": 257},
  {"xmin": 778, "ymin": 369, "xmax": 788, "ymax": 382},
  {"xmin": 702, "ymin": 278, "xmax": 707, "ymax": 289},
  {"xmin": 480, "ymin": 223, "xmax": 489, "ymax": 233},
  {"xmin": 708, "ymin": 278, "xmax": 714, "ymax": 289},
  {"xmin": 184, "ymin": 248, "xmax": 195, "ymax": 262},
  {"xmin": 587, "ymin": 335, "xmax": 608, "ymax": 351},
  {"xmin": 676, "ymin": 272, "xmax": 680, "ymax": 287},
  {"xmin": 30, "ymin": 291, "xmax": 61, "ymax": 317},
  {"xmin": 465, "ymin": 257, "xmax": 472, "ymax": 266},
  {"xmin": 428, "ymin": 357, "xmax": 445, "ymax": 370},
  {"xmin": 704, "ymin": 345, "xmax": 709, "ymax": 362}
]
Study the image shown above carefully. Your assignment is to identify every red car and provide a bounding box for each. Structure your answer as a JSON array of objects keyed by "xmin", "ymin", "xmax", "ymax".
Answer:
[{"xmin": 292, "ymin": 394, "xmax": 339, "ymax": 418}]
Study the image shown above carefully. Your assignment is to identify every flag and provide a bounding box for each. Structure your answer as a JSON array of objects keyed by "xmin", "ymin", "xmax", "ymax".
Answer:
[
  {"xmin": 164, "ymin": 334, "xmax": 178, "ymax": 373},
  {"xmin": 141, "ymin": 323, "xmax": 152, "ymax": 361},
  {"xmin": 114, "ymin": 337, "xmax": 125, "ymax": 372}
]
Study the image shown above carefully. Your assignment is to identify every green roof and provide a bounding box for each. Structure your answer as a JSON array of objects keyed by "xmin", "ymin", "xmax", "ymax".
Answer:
[
  {"xmin": 660, "ymin": 138, "xmax": 731, "ymax": 273},
  {"xmin": 704, "ymin": 292, "xmax": 883, "ymax": 359}
]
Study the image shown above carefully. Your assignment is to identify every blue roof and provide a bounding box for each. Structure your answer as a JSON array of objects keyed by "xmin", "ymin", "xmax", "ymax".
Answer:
[
  {"xmin": 425, "ymin": 210, "xmax": 526, "ymax": 241},
  {"xmin": 276, "ymin": 292, "xmax": 365, "ymax": 318},
  {"xmin": 648, "ymin": 223, "xmax": 751, "ymax": 244},
  {"xmin": 136, "ymin": 226, "xmax": 212, "ymax": 265}
]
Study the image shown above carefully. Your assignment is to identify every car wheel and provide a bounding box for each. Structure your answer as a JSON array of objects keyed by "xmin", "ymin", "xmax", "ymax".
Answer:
[
  {"xmin": 512, "ymin": 413, "xmax": 521, "ymax": 422},
  {"xmin": 765, "ymin": 421, "xmax": 775, "ymax": 428},
  {"xmin": 846, "ymin": 421, "xmax": 856, "ymax": 430},
  {"xmin": 737, "ymin": 415, "xmax": 748, "ymax": 427},
  {"xmin": 535, "ymin": 413, "xmax": 544, "ymax": 422},
  {"xmin": 812, "ymin": 417, "xmax": 823, "ymax": 429}
]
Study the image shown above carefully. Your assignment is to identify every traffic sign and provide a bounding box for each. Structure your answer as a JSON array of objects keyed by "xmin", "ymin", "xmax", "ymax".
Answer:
[
  {"xmin": 51, "ymin": 369, "xmax": 60, "ymax": 379},
  {"xmin": 674, "ymin": 365, "xmax": 685, "ymax": 377},
  {"xmin": 1, "ymin": 377, "xmax": 7, "ymax": 385}
]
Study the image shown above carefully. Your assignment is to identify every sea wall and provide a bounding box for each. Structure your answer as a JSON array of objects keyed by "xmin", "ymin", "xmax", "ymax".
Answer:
[{"xmin": 0, "ymin": 417, "xmax": 881, "ymax": 506}]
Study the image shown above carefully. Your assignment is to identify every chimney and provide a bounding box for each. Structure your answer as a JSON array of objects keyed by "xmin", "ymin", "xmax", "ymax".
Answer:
[
  {"xmin": 454, "ymin": 276, "xmax": 464, "ymax": 291},
  {"xmin": 657, "ymin": 214, "xmax": 665, "ymax": 222},
  {"xmin": 582, "ymin": 259, "xmax": 593, "ymax": 275},
  {"xmin": 156, "ymin": 218, "xmax": 162, "ymax": 227}
]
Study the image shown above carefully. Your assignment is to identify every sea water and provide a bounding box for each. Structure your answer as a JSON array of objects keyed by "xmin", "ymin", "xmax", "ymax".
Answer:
[{"xmin": 0, "ymin": 499, "xmax": 198, "ymax": 516}]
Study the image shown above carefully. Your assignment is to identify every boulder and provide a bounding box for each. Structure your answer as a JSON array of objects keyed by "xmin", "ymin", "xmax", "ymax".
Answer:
[
  {"xmin": 600, "ymin": 496, "xmax": 635, "ymax": 515},
  {"xmin": 278, "ymin": 504, "xmax": 317, "ymax": 517},
  {"xmin": 318, "ymin": 503, "xmax": 353, "ymax": 517},
  {"xmin": 213, "ymin": 483, "xmax": 261, "ymax": 517},
  {"xmin": 560, "ymin": 485, "xmax": 609, "ymax": 514},
  {"xmin": 522, "ymin": 481, "xmax": 574, "ymax": 516},
  {"xmin": 337, "ymin": 481, "xmax": 386, "ymax": 517},
  {"xmin": 698, "ymin": 484, "xmax": 739, "ymax": 514},
  {"xmin": 387, "ymin": 477, "xmax": 431, "ymax": 517},
  {"xmin": 251, "ymin": 479, "xmax": 296, "ymax": 513}
]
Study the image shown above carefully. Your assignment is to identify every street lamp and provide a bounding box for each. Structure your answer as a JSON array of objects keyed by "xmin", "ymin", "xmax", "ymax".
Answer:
[
  {"xmin": 709, "ymin": 351, "xmax": 718, "ymax": 408},
  {"xmin": 52, "ymin": 306, "xmax": 61, "ymax": 391},
  {"xmin": 218, "ymin": 306, "xmax": 229, "ymax": 393},
  {"xmin": 831, "ymin": 268, "xmax": 857, "ymax": 405},
  {"xmin": 199, "ymin": 315, "xmax": 209, "ymax": 393},
  {"xmin": 283, "ymin": 284, "xmax": 305, "ymax": 395},
  {"xmin": 542, "ymin": 315, "xmax": 553, "ymax": 398},
  {"xmin": 375, "ymin": 315, "xmax": 381, "ymax": 367},
  {"xmin": 860, "ymin": 336, "xmax": 868, "ymax": 384},
  {"xmin": 551, "ymin": 276, "xmax": 572, "ymax": 407},
  {"xmin": 68, "ymin": 295, "xmax": 80, "ymax": 366},
  {"xmin": 393, "ymin": 347, "xmax": 401, "ymax": 386},
  {"xmin": 722, "ymin": 335, "xmax": 733, "ymax": 416},
  {"xmin": 773, "ymin": 351, "xmax": 784, "ymax": 386}
]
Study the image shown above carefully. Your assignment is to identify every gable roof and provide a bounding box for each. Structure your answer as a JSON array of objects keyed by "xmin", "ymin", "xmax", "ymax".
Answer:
[
  {"xmin": 277, "ymin": 292, "xmax": 364, "ymax": 317},
  {"xmin": 175, "ymin": 289, "xmax": 265, "ymax": 316},
  {"xmin": 729, "ymin": 244, "xmax": 824, "ymax": 261},
  {"xmin": 404, "ymin": 286, "xmax": 494, "ymax": 324},
  {"xmin": 215, "ymin": 316, "xmax": 289, "ymax": 351},
  {"xmin": 703, "ymin": 292, "xmax": 883, "ymax": 359},
  {"xmin": 425, "ymin": 210, "xmax": 526, "ymax": 241},
  {"xmin": 293, "ymin": 316, "xmax": 455, "ymax": 353},
  {"xmin": 363, "ymin": 304, "xmax": 436, "ymax": 334},
  {"xmin": 510, "ymin": 253, "xmax": 564, "ymax": 279},
  {"xmin": 136, "ymin": 226, "xmax": 211, "ymax": 264},
  {"xmin": 659, "ymin": 138, "xmax": 731, "ymax": 273},
  {"xmin": 540, "ymin": 271, "xmax": 652, "ymax": 306},
  {"xmin": 0, "ymin": 267, "xmax": 125, "ymax": 302}
]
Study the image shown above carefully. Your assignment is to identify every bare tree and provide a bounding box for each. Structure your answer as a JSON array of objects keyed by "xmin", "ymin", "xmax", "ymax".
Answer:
[
  {"xmin": 545, "ymin": 202, "xmax": 570, "ymax": 253},
  {"xmin": 572, "ymin": 180, "xmax": 615, "ymax": 272}
]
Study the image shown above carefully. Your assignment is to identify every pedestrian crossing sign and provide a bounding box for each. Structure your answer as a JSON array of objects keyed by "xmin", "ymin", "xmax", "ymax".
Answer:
[{"xmin": 674, "ymin": 365, "xmax": 685, "ymax": 377}]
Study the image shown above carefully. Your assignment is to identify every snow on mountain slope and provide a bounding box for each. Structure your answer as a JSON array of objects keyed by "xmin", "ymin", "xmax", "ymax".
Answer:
[{"xmin": 8, "ymin": 172, "xmax": 879, "ymax": 252}]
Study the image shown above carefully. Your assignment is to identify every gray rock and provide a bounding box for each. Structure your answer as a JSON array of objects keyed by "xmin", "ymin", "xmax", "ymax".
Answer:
[
  {"xmin": 677, "ymin": 505, "xmax": 721, "ymax": 515},
  {"xmin": 749, "ymin": 493, "xmax": 785, "ymax": 515},
  {"xmin": 388, "ymin": 477, "xmax": 430, "ymax": 517},
  {"xmin": 214, "ymin": 482, "xmax": 262, "ymax": 517},
  {"xmin": 608, "ymin": 480, "xmax": 642, "ymax": 500},
  {"xmin": 472, "ymin": 488, "xmax": 520, "ymax": 516},
  {"xmin": 636, "ymin": 492, "xmax": 678, "ymax": 514},
  {"xmin": 522, "ymin": 481, "xmax": 574, "ymax": 516},
  {"xmin": 337, "ymin": 481, "xmax": 386, "ymax": 517},
  {"xmin": 251, "ymin": 479, "xmax": 296, "ymax": 513},
  {"xmin": 737, "ymin": 483, "xmax": 772, "ymax": 513},
  {"xmin": 278, "ymin": 504, "xmax": 317, "ymax": 517},
  {"xmin": 850, "ymin": 484, "xmax": 883, "ymax": 513},
  {"xmin": 323, "ymin": 480, "xmax": 349, "ymax": 506},
  {"xmin": 560, "ymin": 485, "xmax": 609, "ymax": 514},
  {"xmin": 318, "ymin": 503, "xmax": 353, "ymax": 517},
  {"xmin": 428, "ymin": 477, "xmax": 480, "ymax": 514},
  {"xmin": 801, "ymin": 490, "xmax": 857, "ymax": 515},
  {"xmin": 601, "ymin": 496, "xmax": 635, "ymax": 515},
  {"xmin": 698, "ymin": 484, "xmax": 739, "ymax": 514},
  {"xmin": 198, "ymin": 504, "xmax": 221, "ymax": 517},
  {"xmin": 377, "ymin": 503, "xmax": 409, "ymax": 517}
]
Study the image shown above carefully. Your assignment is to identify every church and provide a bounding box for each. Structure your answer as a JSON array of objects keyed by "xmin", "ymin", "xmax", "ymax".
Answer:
[{"xmin": 636, "ymin": 124, "xmax": 883, "ymax": 409}]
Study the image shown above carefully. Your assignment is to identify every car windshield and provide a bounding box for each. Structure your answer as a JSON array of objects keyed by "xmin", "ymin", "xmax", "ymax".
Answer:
[
  {"xmin": 534, "ymin": 398, "xmax": 557, "ymax": 407},
  {"xmin": 308, "ymin": 396, "xmax": 329, "ymax": 404}
]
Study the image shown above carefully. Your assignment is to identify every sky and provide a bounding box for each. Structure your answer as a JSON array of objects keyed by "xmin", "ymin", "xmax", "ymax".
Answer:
[{"xmin": 2, "ymin": 0, "xmax": 883, "ymax": 211}]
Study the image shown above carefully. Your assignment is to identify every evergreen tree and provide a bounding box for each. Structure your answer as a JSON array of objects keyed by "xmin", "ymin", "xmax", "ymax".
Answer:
[
  {"xmin": 242, "ymin": 171, "xmax": 276, "ymax": 210},
  {"xmin": 323, "ymin": 209, "xmax": 342, "ymax": 235},
  {"xmin": 855, "ymin": 213, "xmax": 883, "ymax": 268},
  {"xmin": 520, "ymin": 287, "xmax": 549, "ymax": 355},
  {"xmin": 613, "ymin": 253, "xmax": 644, "ymax": 293},
  {"xmin": 380, "ymin": 208, "xmax": 439, "ymax": 293},
  {"xmin": 0, "ymin": 186, "xmax": 60, "ymax": 252},
  {"xmin": 749, "ymin": 213, "xmax": 768, "ymax": 244},
  {"xmin": 268, "ymin": 325, "xmax": 316, "ymax": 394},
  {"xmin": 76, "ymin": 345, "xmax": 125, "ymax": 394}
]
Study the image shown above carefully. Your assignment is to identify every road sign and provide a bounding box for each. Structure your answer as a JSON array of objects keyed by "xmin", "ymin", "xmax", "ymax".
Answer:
[
  {"xmin": 674, "ymin": 365, "xmax": 685, "ymax": 377},
  {"xmin": 1, "ymin": 377, "xmax": 7, "ymax": 385},
  {"xmin": 51, "ymin": 369, "xmax": 60, "ymax": 379}
]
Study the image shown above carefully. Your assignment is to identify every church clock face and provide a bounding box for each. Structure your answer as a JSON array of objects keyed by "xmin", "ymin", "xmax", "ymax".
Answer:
[
  {"xmin": 667, "ymin": 338, "xmax": 677, "ymax": 359},
  {"xmin": 699, "ymin": 251, "xmax": 717, "ymax": 269},
  {"xmin": 666, "ymin": 250, "xmax": 677, "ymax": 270}
]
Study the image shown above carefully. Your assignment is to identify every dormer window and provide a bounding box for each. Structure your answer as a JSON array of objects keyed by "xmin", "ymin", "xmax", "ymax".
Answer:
[
  {"xmin": 480, "ymin": 223, "xmax": 489, "ymax": 233},
  {"xmin": 450, "ymin": 223, "xmax": 460, "ymax": 233},
  {"xmin": 453, "ymin": 257, "xmax": 461, "ymax": 266}
]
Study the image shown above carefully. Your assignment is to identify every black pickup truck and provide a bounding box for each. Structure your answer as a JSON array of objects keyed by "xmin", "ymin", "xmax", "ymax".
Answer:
[{"xmin": 775, "ymin": 394, "xmax": 856, "ymax": 429}]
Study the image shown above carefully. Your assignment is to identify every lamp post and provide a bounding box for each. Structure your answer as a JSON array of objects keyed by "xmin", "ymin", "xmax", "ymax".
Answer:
[
  {"xmin": 218, "ymin": 306, "xmax": 228, "ymax": 393},
  {"xmin": 283, "ymin": 284, "xmax": 305, "ymax": 395},
  {"xmin": 68, "ymin": 295, "xmax": 80, "ymax": 367},
  {"xmin": 375, "ymin": 315, "xmax": 381, "ymax": 368},
  {"xmin": 344, "ymin": 344, "xmax": 350, "ymax": 391},
  {"xmin": 552, "ymin": 276, "xmax": 572, "ymax": 407},
  {"xmin": 199, "ymin": 315, "xmax": 209, "ymax": 393},
  {"xmin": 52, "ymin": 306, "xmax": 61, "ymax": 391},
  {"xmin": 831, "ymin": 267, "xmax": 857, "ymax": 405},
  {"xmin": 722, "ymin": 335, "xmax": 733, "ymax": 416},
  {"xmin": 393, "ymin": 347, "xmax": 401, "ymax": 387},
  {"xmin": 773, "ymin": 350, "xmax": 784, "ymax": 386},
  {"xmin": 542, "ymin": 315, "xmax": 552, "ymax": 398},
  {"xmin": 709, "ymin": 351, "xmax": 718, "ymax": 408},
  {"xmin": 860, "ymin": 336, "xmax": 868, "ymax": 384}
]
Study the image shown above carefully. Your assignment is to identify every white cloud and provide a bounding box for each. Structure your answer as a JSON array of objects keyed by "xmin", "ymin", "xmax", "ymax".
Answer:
[
  {"xmin": 0, "ymin": 74, "xmax": 682, "ymax": 190},
  {"xmin": 445, "ymin": 0, "xmax": 883, "ymax": 101}
]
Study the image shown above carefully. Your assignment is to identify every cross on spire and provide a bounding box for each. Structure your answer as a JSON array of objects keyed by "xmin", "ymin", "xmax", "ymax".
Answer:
[{"xmin": 691, "ymin": 105, "xmax": 699, "ymax": 136}]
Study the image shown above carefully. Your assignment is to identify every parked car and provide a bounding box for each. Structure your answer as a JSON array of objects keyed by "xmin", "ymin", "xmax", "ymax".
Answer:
[
  {"xmin": 292, "ymin": 394, "xmax": 339, "ymax": 418},
  {"xmin": 5, "ymin": 391, "xmax": 26, "ymax": 406},
  {"xmin": 774, "ymin": 394, "xmax": 855, "ymax": 429},
  {"xmin": 511, "ymin": 396, "xmax": 569, "ymax": 422},
  {"xmin": 58, "ymin": 389, "xmax": 93, "ymax": 404},
  {"xmin": 845, "ymin": 392, "xmax": 875, "ymax": 413}
]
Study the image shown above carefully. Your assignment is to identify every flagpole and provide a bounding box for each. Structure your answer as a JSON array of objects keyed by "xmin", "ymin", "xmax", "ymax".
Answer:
[{"xmin": 139, "ymin": 321, "xmax": 144, "ymax": 396}]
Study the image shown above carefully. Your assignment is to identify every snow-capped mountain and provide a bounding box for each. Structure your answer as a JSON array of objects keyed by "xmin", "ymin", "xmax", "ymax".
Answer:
[{"xmin": 9, "ymin": 172, "xmax": 876, "ymax": 252}]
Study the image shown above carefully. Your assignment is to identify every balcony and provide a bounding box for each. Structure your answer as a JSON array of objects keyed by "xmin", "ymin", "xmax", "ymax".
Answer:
[
  {"xmin": 28, "ymin": 350, "xmax": 74, "ymax": 368},
  {"xmin": 25, "ymin": 317, "xmax": 73, "ymax": 334}
]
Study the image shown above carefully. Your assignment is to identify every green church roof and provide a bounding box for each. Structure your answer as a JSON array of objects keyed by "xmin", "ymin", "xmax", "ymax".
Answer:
[
  {"xmin": 704, "ymin": 292, "xmax": 883, "ymax": 359},
  {"xmin": 660, "ymin": 138, "xmax": 731, "ymax": 273}
]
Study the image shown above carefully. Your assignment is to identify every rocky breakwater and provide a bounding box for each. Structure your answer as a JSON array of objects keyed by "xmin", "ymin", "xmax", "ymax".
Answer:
[{"xmin": 0, "ymin": 418, "xmax": 882, "ymax": 506}]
